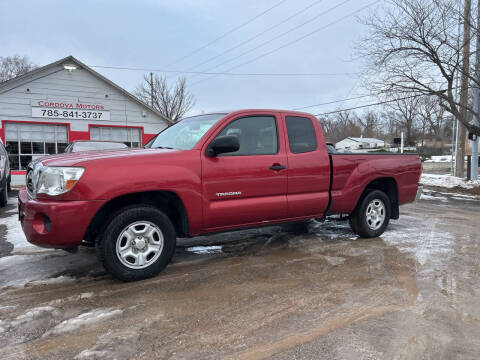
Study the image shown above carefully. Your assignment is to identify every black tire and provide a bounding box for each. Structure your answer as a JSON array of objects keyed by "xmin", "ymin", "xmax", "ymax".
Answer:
[
  {"xmin": 0, "ymin": 183, "xmax": 7, "ymax": 208},
  {"xmin": 349, "ymin": 190, "xmax": 391, "ymax": 238},
  {"xmin": 97, "ymin": 205, "xmax": 176, "ymax": 282},
  {"xmin": 7, "ymin": 176, "xmax": 11, "ymax": 193}
]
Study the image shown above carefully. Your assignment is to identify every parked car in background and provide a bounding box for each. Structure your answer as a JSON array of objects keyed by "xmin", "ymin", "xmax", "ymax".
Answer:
[
  {"xmin": 64, "ymin": 140, "xmax": 129, "ymax": 153},
  {"xmin": 0, "ymin": 140, "xmax": 11, "ymax": 207},
  {"xmin": 18, "ymin": 109, "xmax": 422, "ymax": 281}
]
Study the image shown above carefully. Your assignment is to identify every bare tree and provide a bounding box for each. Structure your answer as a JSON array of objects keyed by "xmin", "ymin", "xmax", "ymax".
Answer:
[
  {"xmin": 358, "ymin": 0, "xmax": 480, "ymax": 136},
  {"xmin": 319, "ymin": 111, "xmax": 362, "ymax": 143},
  {"xmin": 358, "ymin": 111, "xmax": 381, "ymax": 138},
  {"xmin": 385, "ymin": 95, "xmax": 422, "ymax": 146},
  {"xmin": 419, "ymin": 96, "xmax": 446, "ymax": 134},
  {"xmin": 135, "ymin": 74, "xmax": 195, "ymax": 122},
  {"xmin": 0, "ymin": 55, "xmax": 36, "ymax": 83}
]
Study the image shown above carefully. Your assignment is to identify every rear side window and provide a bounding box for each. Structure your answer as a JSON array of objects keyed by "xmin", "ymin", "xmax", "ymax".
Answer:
[{"xmin": 285, "ymin": 116, "xmax": 317, "ymax": 153}]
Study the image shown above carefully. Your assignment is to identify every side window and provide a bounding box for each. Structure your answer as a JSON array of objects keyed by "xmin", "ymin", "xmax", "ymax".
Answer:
[
  {"xmin": 216, "ymin": 116, "xmax": 278, "ymax": 155},
  {"xmin": 285, "ymin": 116, "xmax": 317, "ymax": 154}
]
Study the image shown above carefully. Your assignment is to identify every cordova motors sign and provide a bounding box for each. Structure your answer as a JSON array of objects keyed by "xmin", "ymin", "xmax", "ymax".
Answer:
[{"xmin": 31, "ymin": 100, "xmax": 110, "ymax": 120}]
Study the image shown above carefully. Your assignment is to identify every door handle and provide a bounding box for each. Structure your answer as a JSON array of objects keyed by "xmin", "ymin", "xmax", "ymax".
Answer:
[{"xmin": 269, "ymin": 164, "xmax": 286, "ymax": 171}]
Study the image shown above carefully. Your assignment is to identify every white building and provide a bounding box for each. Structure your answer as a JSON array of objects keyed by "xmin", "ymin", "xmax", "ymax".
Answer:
[
  {"xmin": 0, "ymin": 56, "xmax": 171, "ymax": 185},
  {"xmin": 335, "ymin": 137, "xmax": 385, "ymax": 151}
]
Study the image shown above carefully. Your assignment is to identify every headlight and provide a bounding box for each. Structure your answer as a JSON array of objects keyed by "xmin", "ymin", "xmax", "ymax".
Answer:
[{"xmin": 36, "ymin": 166, "xmax": 85, "ymax": 196}]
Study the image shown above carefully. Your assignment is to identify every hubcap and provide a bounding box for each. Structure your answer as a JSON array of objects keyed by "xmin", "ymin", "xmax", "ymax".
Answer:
[
  {"xmin": 365, "ymin": 199, "xmax": 386, "ymax": 231},
  {"xmin": 115, "ymin": 221, "xmax": 164, "ymax": 269}
]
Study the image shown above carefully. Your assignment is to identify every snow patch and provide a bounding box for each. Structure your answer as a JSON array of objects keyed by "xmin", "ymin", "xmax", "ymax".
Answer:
[
  {"xmin": 74, "ymin": 328, "xmax": 140, "ymax": 360},
  {"xmin": 421, "ymin": 173, "xmax": 480, "ymax": 189},
  {"xmin": 320, "ymin": 255, "xmax": 347, "ymax": 266},
  {"xmin": 75, "ymin": 349, "xmax": 110, "ymax": 359},
  {"xmin": 185, "ymin": 245, "xmax": 222, "ymax": 254},
  {"xmin": 45, "ymin": 308, "xmax": 123, "ymax": 336},
  {"xmin": 0, "ymin": 207, "xmax": 101, "ymax": 289},
  {"xmin": 451, "ymin": 196, "xmax": 478, "ymax": 201},
  {"xmin": 3, "ymin": 200, "xmax": 33, "ymax": 252},
  {"xmin": 309, "ymin": 219, "xmax": 355, "ymax": 240},
  {"xmin": 0, "ymin": 305, "xmax": 17, "ymax": 314},
  {"xmin": 424, "ymin": 155, "xmax": 452, "ymax": 163},
  {"xmin": 423, "ymin": 189, "xmax": 478, "ymax": 199},
  {"xmin": 28, "ymin": 276, "xmax": 77, "ymax": 286},
  {"xmin": 46, "ymin": 292, "xmax": 95, "ymax": 306},
  {"xmin": 10, "ymin": 306, "xmax": 59, "ymax": 327},
  {"xmin": 420, "ymin": 194, "xmax": 448, "ymax": 202},
  {"xmin": 382, "ymin": 217, "xmax": 454, "ymax": 266}
]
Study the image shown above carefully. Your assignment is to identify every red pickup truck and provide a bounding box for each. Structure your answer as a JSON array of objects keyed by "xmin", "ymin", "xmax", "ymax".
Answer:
[{"xmin": 18, "ymin": 109, "xmax": 422, "ymax": 281}]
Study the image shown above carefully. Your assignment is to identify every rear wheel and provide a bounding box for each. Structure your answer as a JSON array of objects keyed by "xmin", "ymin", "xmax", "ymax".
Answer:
[
  {"xmin": 97, "ymin": 205, "xmax": 176, "ymax": 281},
  {"xmin": 349, "ymin": 190, "xmax": 391, "ymax": 238}
]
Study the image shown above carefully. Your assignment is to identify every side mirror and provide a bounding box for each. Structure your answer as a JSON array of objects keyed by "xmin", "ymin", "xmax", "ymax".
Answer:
[{"xmin": 206, "ymin": 135, "xmax": 240, "ymax": 157}]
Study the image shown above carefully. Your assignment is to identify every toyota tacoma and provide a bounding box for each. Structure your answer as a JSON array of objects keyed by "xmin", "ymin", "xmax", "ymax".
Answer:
[{"xmin": 18, "ymin": 110, "xmax": 422, "ymax": 281}]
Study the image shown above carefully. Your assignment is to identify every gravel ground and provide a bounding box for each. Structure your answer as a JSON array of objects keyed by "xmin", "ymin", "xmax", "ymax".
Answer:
[{"xmin": 0, "ymin": 190, "xmax": 479, "ymax": 359}]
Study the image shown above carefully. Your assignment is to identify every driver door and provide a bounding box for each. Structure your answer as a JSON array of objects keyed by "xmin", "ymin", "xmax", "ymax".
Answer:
[{"xmin": 201, "ymin": 114, "xmax": 288, "ymax": 230}]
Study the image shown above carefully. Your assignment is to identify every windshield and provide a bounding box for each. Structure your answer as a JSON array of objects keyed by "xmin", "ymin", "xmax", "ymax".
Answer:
[{"xmin": 146, "ymin": 113, "xmax": 226, "ymax": 150}]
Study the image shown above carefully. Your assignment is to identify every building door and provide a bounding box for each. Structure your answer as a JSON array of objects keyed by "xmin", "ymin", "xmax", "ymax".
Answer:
[
  {"xmin": 90, "ymin": 126, "xmax": 142, "ymax": 147},
  {"xmin": 4, "ymin": 123, "xmax": 68, "ymax": 170}
]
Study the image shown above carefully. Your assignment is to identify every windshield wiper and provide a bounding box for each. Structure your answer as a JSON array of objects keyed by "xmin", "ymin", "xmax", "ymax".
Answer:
[{"xmin": 154, "ymin": 146, "xmax": 175, "ymax": 149}]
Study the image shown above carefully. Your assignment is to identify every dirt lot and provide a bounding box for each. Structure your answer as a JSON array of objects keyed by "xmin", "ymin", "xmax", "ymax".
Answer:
[{"xmin": 1, "ymin": 190, "xmax": 480, "ymax": 359}]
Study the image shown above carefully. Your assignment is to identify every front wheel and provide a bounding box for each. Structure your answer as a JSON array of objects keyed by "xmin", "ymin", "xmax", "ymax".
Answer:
[
  {"xmin": 349, "ymin": 190, "xmax": 391, "ymax": 238},
  {"xmin": 97, "ymin": 205, "xmax": 176, "ymax": 282}
]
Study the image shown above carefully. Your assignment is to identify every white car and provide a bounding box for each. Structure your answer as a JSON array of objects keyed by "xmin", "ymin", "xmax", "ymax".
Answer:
[{"xmin": 64, "ymin": 140, "xmax": 129, "ymax": 153}]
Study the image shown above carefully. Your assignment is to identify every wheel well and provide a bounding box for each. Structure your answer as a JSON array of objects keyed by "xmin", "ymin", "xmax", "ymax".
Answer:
[
  {"xmin": 360, "ymin": 177, "xmax": 399, "ymax": 219},
  {"xmin": 83, "ymin": 191, "xmax": 189, "ymax": 244}
]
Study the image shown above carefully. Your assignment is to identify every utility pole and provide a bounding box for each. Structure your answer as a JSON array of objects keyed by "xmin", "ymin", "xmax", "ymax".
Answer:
[
  {"xmin": 453, "ymin": 4, "xmax": 463, "ymax": 176},
  {"xmin": 149, "ymin": 72, "xmax": 154, "ymax": 108},
  {"xmin": 456, "ymin": 0, "xmax": 472, "ymax": 178},
  {"xmin": 471, "ymin": 0, "xmax": 480, "ymax": 180}
]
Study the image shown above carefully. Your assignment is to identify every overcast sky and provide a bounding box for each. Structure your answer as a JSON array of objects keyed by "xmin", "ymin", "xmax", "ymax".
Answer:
[{"xmin": 0, "ymin": 0, "xmax": 380, "ymax": 116}]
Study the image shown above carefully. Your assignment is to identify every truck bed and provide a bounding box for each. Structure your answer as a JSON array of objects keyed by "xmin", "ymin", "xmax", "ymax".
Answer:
[{"xmin": 328, "ymin": 153, "xmax": 422, "ymax": 215}]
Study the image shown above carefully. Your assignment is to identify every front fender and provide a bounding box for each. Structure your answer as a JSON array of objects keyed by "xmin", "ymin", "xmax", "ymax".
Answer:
[{"xmin": 62, "ymin": 151, "xmax": 204, "ymax": 234}]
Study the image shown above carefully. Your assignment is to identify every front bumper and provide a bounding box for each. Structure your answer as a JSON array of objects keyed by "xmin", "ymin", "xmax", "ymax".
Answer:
[
  {"xmin": 18, "ymin": 188, "xmax": 104, "ymax": 248},
  {"xmin": 415, "ymin": 183, "xmax": 423, "ymax": 200}
]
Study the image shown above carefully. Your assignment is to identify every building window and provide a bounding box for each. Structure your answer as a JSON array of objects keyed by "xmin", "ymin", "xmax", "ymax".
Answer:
[
  {"xmin": 90, "ymin": 126, "xmax": 142, "ymax": 148},
  {"xmin": 4, "ymin": 123, "xmax": 68, "ymax": 170}
]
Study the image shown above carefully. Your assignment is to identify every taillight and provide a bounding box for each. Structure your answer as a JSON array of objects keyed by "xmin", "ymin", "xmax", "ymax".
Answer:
[{"xmin": 418, "ymin": 160, "xmax": 423, "ymax": 183}]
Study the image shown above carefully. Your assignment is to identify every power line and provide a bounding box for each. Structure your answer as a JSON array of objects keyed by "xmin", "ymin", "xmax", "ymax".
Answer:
[
  {"xmin": 190, "ymin": 0, "xmax": 352, "ymax": 83},
  {"xmin": 313, "ymin": 93, "xmax": 427, "ymax": 117},
  {"xmin": 191, "ymin": 0, "xmax": 381, "ymax": 87},
  {"xmin": 309, "ymin": 82, "xmax": 471, "ymax": 116},
  {"xmin": 89, "ymin": 64, "xmax": 357, "ymax": 77},
  {"xmin": 293, "ymin": 94, "xmax": 373, "ymax": 110},
  {"xmin": 180, "ymin": 0, "xmax": 329, "ymax": 75},
  {"xmin": 162, "ymin": 0, "xmax": 290, "ymax": 69}
]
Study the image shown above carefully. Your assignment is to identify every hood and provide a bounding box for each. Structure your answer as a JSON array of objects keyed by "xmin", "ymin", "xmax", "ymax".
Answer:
[{"xmin": 39, "ymin": 148, "xmax": 179, "ymax": 167}]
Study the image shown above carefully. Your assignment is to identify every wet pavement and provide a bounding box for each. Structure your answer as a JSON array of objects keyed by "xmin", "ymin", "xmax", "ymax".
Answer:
[{"xmin": 0, "ymin": 190, "xmax": 480, "ymax": 359}]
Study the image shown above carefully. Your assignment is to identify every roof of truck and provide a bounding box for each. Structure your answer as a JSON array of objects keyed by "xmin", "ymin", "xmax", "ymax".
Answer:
[{"xmin": 186, "ymin": 109, "xmax": 316, "ymax": 118}]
